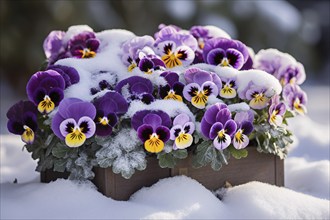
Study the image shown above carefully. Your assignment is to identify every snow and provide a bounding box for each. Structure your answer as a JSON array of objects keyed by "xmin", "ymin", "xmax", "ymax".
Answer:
[{"xmin": 1, "ymin": 85, "xmax": 329, "ymax": 219}]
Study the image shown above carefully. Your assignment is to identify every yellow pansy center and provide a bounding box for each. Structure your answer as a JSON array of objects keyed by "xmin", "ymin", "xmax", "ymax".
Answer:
[
  {"xmin": 65, "ymin": 127, "xmax": 86, "ymax": 148},
  {"xmin": 220, "ymin": 84, "xmax": 237, "ymax": 99},
  {"xmin": 294, "ymin": 98, "xmax": 306, "ymax": 115},
  {"xmin": 144, "ymin": 133, "xmax": 164, "ymax": 153},
  {"xmin": 220, "ymin": 58, "xmax": 230, "ymax": 67},
  {"xmin": 175, "ymin": 132, "xmax": 193, "ymax": 149},
  {"xmin": 192, "ymin": 90, "xmax": 209, "ymax": 108},
  {"xmin": 164, "ymin": 90, "xmax": 183, "ymax": 101},
  {"xmin": 162, "ymin": 52, "xmax": 183, "ymax": 68},
  {"xmin": 21, "ymin": 125, "xmax": 34, "ymax": 144},
  {"xmin": 99, "ymin": 116, "xmax": 109, "ymax": 126},
  {"xmin": 80, "ymin": 48, "xmax": 96, "ymax": 58},
  {"xmin": 234, "ymin": 129, "xmax": 244, "ymax": 144},
  {"xmin": 38, "ymin": 95, "xmax": 55, "ymax": 114}
]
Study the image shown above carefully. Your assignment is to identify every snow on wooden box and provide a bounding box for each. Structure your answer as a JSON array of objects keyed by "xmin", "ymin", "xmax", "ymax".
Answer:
[{"xmin": 41, "ymin": 147, "xmax": 284, "ymax": 201}]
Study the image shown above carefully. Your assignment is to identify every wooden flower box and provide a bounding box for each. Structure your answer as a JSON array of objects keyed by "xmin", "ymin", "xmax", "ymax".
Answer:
[{"xmin": 41, "ymin": 147, "xmax": 284, "ymax": 201}]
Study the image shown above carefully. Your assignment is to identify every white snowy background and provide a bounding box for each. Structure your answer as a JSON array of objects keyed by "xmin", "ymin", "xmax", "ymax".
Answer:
[{"xmin": 0, "ymin": 81, "xmax": 329, "ymax": 219}]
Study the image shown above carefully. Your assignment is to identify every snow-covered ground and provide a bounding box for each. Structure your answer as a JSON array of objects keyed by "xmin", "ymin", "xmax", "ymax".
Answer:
[{"xmin": 1, "ymin": 85, "xmax": 329, "ymax": 219}]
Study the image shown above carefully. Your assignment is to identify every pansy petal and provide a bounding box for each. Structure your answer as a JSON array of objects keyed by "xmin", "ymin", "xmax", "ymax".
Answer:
[
  {"xmin": 206, "ymin": 48, "xmax": 226, "ymax": 65},
  {"xmin": 213, "ymin": 133, "xmax": 231, "ymax": 150},
  {"xmin": 224, "ymin": 119, "xmax": 237, "ymax": 136},
  {"xmin": 226, "ymin": 48, "xmax": 245, "ymax": 69},
  {"xmin": 200, "ymin": 117, "xmax": 212, "ymax": 139},
  {"xmin": 209, "ymin": 122, "xmax": 223, "ymax": 140},
  {"xmin": 175, "ymin": 133, "xmax": 193, "ymax": 149},
  {"xmin": 143, "ymin": 113, "xmax": 162, "ymax": 129},
  {"xmin": 183, "ymin": 83, "xmax": 200, "ymax": 101},
  {"xmin": 170, "ymin": 124, "xmax": 183, "ymax": 140},
  {"xmin": 141, "ymin": 93, "xmax": 155, "ymax": 104},
  {"xmin": 183, "ymin": 122, "xmax": 195, "ymax": 135},
  {"xmin": 174, "ymin": 45, "xmax": 195, "ymax": 66},
  {"xmin": 173, "ymin": 113, "xmax": 190, "ymax": 126},
  {"xmin": 204, "ymin": 103, "xmax": 227, "ymax": 124},
  {"xmin": 95, "ymin": 123, "xmax": 113, "ymax": 136},
  {"xmin": 137, "ymin": 124, "xmax": 154, "ymax": 142},
  {"xmin": 216, "ymin": 108, "xmax": 231, "ymax": 125},
  {"xmin": 156, "ymin": 126, "xmax": 170, "ymax": 142},
  {"xmin": 59, "ymin": 118, "xmax": 77, "ymax": 137},
  {"xmin": 78, "ymin": 116, "xmax": 96, "ymax": 138},
  {"xmin": 233, "ymin": 131, "xmax": 249, "ymax": 149},
  {"xmin": 201, "ymin": 81, "xmax": 218, "ymax": 97},
  {"xmin": 241, "ymin": 121, "xmax": 254, "ymax": 135},
  {"xmin": 192, "ymin": 70, "xmax": 212, "ymax": 86}
]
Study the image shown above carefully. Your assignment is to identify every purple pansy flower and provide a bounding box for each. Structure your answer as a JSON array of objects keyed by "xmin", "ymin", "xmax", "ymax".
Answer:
[
  {"xmin": 239, "ymin": 82, "xmax": 270, "ymax": 110},
  {"xmin": 201, "ymin": 103, "xmax": 237, "ymax": 150},
  {"xmin": 26, "ymin": 70, "xmax": 65, "ymax": 114},
  {"xmin": 138, "ymin": 54, "xmax": 166, "ymax": 74},
  {"xmin": 43, "ymin": 30, "xmax": 68, "ymax": 65},
  {"xmin": 253, "ymin": 49, "xmax": 283, "ymax": 77},
  {"xmin": 115, "ymin": 76, "xmax": 154, "ymax": 104},
  {"xmin": 183, "ymin": 68, "xmax": 222, "ymax": 109},
  {"xmin": 93, "ymin": 91, "xmax": 128, "ymax": 136},
  {"xmin": 51, "ymin": 98, "xmax": 96, "ymax": 148},
  {"xmin": 190, "ymin": 25, "xmax": 231, "ymax": 63},
  {"xmin": 277, "ymin": 62, "xmax": 306, "ymax": 86},
  {"xmin": 268, "ymin": 95, "xmax": 286, "ymax": 127},
  {"xmin": 68, "ymin": 31, "xmax": 100, "ymax": 59},
  {"xmin": 220, "ymin": 77, "xmax": 238, "ymax": 99},
  {"xmin": 233, "ymin": 111, "xmax": 254, "ymax": 149},
  {"xmin": 122, "ymin": 35, "xmax": 155, "ymax": 72},
  {"xmin": 154, "ymin": 26, "xmax": 198, "ymax": 68},
  {"xmin": 159, "ymin": 72, "xmax": 184, "ymax": 102},
  {"xmin": 7, "ymin": 101, "xmax": 38, "ymax": 144},
  {"xmin": 203, "ymin": 38, "xmax": 249, "ymax": 70},
  {"xmin": 283, "ymin": 85, "xmax": 307, "ymax": 115},
  {"xmin": 47, "ymin": 65, "xmax": 80, "ymax": 89},
  {"xmin": 132, "ymin": 110, "xmax": 171, "ymax": 153},
  {"xmin": 170, "ymin": 113, "xmax": 195, "ymax": 150}
]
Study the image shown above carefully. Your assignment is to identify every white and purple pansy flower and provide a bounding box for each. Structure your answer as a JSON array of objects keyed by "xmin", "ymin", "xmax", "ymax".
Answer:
[
  {"xmin": 93, "ymin": 91, "xmax": 128, "ymax": 136},
  {"xmin": 220, "ymin": 77, "xmax": 238, "ymax": 99},
  {"xmin": 203, "ymin": 38, "xmax": 249, "ymax": 70},
  {"xmin": 268, "ymin": 95, "xmax": 286, "ymax": 127},
  {"xmin": 201, "ymin": 103, "xmax": 237, "ymax": 150},
  {"xmin": 115, "ymin": 76, "xmax": 154, "ymax": 104},
  {"xmin": 121, "ymin": 35, "xmax": 155, "ymax": 72},
  {"xmin": 26, "ymin": 70, "xmax": 65, "ymax": 114},
  {"xmin": 233, "ymin": 111, "xmax": 254, "ymax": 149},
  {"xmin": 159, "ymin": 71, "xmax": 184, "ymax": 101},
  {"xmin": 183, "ymin": 68, "xmax": 222, "ymax": 109},
  {"xmin": 283, "ymin": 84, "xmax": 307, "ymax": 115},
  {"xmin": 154, "ymin": 26, "xmax": 198, "ymax": 68},
  {"xmin": 7, "ymin": 101, "xmax": 38, "ymax": 144},
  {"xmin": 51, "ymin": 98, "xmax": 96, "ymax": 148},
  {"xmin": 277, "ymin": 61, "xmax": 306, "ymax": 86},
  {"xmin": 239, "ymin": 82, "xmax": 270, "ymax": 110},
  {"xmin": 132, "ymin": 110, "xmax": 171, "ymax": 153},
  {"xmin": 68, "ymin": 31, "xmax": 100, "ymax": 59},
  {"xmin": 170, "ymin": 113, "xmax": 195, "ymax": 150}
]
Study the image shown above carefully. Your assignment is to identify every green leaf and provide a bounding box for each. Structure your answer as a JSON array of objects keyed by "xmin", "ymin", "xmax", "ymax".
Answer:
[
  {"xmin": 172, "ymin": 149, "xmax": 188, "ymax": 159},
  {"xmin": 52, "ymin": 144, "xmax": 69, "ymax": 158},
  {"xmin": 228, "ymin": 146, "xmax": 248, "ymax": 159},
  {"xmin": 53, "ymin": 159, "xmax": 67, "ymax": 172},
  {"xmin": 158, "ymin": 153, "xmax": 176, "ymax": 168},
  {"xmin": 284, "ymin": 110, "xmax": 295, "ymax": 119}
]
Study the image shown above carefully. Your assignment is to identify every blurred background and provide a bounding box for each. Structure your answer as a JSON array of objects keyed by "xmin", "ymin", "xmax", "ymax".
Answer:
[{"xmin": 0, "ymin": 0, "xmax": 329, "ymax": 132}]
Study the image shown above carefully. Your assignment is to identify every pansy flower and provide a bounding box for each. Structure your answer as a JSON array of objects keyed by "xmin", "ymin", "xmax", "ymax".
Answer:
[
  {"xmin": 115, "ymin": 76, "xmax": 154, "ymax": 104},
  {"xmin": 190, "ymin": 25, "xmax": 231, "ymax": 63},
  {"xmin": 170, "ymin": 113, "xmax": 195, "ymax": 150},
  {"xmin": 93, "ymin": 91, "xmax": 128, "ymax": 136},
  {"xmin": 220, "ymin": 77, "xmax": 238, "ymax": 99},
  {"xmin": 268, "ymin": 95, "xmax": 286, "ymax": 127},
  {"xmin": 233, "ymin": 111, "xmax": 254, "ymax": 149},
  {"xmin": 68, "ymin": 31, "xmax": 100, "ymax": 59},
  {"xmin": 121, "ymin": 35, "xmax": 155, "ymax": 72},
  {"xmin": 47, "ymin": 65, "xmax": 80, "ymax": 88},
  {"xmin": 277, "ymin": 62, "xmax": 306, "ymax": 86},
  {"xmin": 132, "ymin": 110, "xmax": 171, "ymax": 153},
  {"xmin": 138, "ymin": 54, "xmax": 166, "ymax": 74},
  {"xmin": 201, "ymin": 103, "xmax": 237, "ymax": 150},
  {"xmin": 51, "ymin": 98, "xmax": 96, "ymax": 148},
  {"xmin": 203, "ymin": 38, "xmax": 249, "ymax": 70},
  {"xmin": 159, "ymin": 72, "xmax": 184, "ymax": 101},
  {"xmin": 183, "ymin": 68, "xmax": 222, "ymax": 109},
  {"xmin": 90, "ymin": 80, "xmax": 114, "ymax": 95},
  {"xmin": 239, "ymin": 82, "xmax": 270, "ymax": 110},
  {"xmin": 7, "ymin": 101, "xmax": 38, "ymax": 144},
  {"xmin": 26, "ymin": 70, "xmax": 65, "ymax": 114},
  {"xmin": 43, "ymin": 30, "xmax": 68, "ymax": 65},
  {"xmin": 283, "ymin": 84, "xmax": 307, "ymax": 115},
  {"xmin": 154, "ymin": 26, "xmax": 197, "ymax": 68}
]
